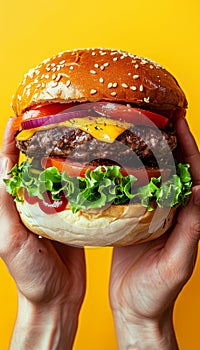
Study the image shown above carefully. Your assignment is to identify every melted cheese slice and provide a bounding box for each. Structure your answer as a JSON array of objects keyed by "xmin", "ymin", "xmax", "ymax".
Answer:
[{"xmin": 16, "ymin": 117, "xmax": 131, "ymax": 143}]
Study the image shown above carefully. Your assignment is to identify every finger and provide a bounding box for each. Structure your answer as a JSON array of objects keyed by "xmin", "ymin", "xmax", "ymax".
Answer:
[
  {"xmin": 0, "ymin": 117, "xmax": 19, "ymax": 165},
  {"xmin": 163, "ymin": 185, "xmax": 200, "ymax": 278},
  {"xmin": 0, "ymin": 119, "xmax": 19, "ymax": 223},
  {"xmin": 175, "ymin": 117, "xmax": 200, "ymax": 185}
]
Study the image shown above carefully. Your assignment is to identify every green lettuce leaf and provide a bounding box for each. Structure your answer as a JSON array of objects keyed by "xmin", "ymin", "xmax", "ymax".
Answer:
[{"xmin": 3, "ymin": 161, "xmax": 192, "ymax": 213}]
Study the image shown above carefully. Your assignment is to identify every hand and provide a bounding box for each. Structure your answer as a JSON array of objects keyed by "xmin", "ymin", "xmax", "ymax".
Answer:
[
  {"xmin": 0, "ymin": 118, "xmax": 86, "ymax": 350},
  {"xmin": 109, "ymin": 117, "xmax": 200, "ymax": 350}
]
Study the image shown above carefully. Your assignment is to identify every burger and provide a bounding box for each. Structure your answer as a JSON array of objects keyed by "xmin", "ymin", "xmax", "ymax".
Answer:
[{"xmin": 4, "ymin": 48, "xmax": 192, "ymax": 246}]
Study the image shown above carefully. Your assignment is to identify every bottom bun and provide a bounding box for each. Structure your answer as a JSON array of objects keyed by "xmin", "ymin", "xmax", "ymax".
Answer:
[{"xmin": 16, "ymin": 201, "xmax": 178, "ymax": 247}]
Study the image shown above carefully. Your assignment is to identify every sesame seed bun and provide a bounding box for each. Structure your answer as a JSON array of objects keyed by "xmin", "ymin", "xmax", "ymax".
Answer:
[
  {"xmin": 16, "ymin": 200, "xmax": 177, "ymax": 247},
  {"xmin": 12, "ymin": 48, "xmax": 187, "ymax": 116}
]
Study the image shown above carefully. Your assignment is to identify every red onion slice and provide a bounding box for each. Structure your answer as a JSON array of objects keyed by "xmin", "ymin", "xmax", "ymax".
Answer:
[
  {"xmin": 22, "ymin": 109, "xmax": 90, "ymax": 130},
  {"xmin": 21, "ymin": 101, "xmax": 168, "ymax": 130}
]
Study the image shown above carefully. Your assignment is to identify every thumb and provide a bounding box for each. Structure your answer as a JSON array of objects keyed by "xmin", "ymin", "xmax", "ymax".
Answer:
[
  {"xmin": 0, "ymin": 117, "xmax": 20, "ymax": 220},
  {"xmin": 0, "ymin": 155, "xmax": 19, "ymax": 221},
  {"xmin": 0, "ymin": 155, "xmax": 29, "ymax": 259},
  {"xmin": 0, "ymin": 156, "xmax": 9, "ymax": 178},
  {"xmin": 0, "ymin": 155, "xmax": 10, "ymax": 198}
]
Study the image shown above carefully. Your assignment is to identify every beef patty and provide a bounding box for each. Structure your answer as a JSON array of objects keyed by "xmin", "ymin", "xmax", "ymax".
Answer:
[{"xmin": 16, "ymin": 125, "xmax": 177, "ymax": 167}]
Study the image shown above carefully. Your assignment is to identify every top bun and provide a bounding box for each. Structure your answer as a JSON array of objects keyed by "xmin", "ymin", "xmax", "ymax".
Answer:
[{"xmin": 12, "ymin": 48, "xmax": 187, "ymax": 116}]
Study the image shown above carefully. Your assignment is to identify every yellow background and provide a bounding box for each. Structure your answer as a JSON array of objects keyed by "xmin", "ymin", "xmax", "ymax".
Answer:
[{"xmin": 0, "ymin": 1, "xmax": 200, "ymax": 349}]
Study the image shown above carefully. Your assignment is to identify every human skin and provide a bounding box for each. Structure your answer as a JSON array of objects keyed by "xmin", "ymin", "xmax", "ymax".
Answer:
[
  {"xmin": 0, "ymin": 117, "xmax": 86, "ymax": 349},
  {"xmin": 109, "ymin": 116, "xmax": 200, "ymax": 350}
]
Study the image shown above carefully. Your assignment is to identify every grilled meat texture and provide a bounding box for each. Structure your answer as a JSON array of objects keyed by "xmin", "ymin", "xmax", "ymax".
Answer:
[{"xmin": 16, "ymin": 125, "xmax": 177, "ymax": 167}]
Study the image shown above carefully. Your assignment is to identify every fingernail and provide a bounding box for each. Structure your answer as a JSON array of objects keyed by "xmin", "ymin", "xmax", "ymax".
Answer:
[{"xmin": 0, "ymin": 157, "xmax": 9, "ymax": 176}]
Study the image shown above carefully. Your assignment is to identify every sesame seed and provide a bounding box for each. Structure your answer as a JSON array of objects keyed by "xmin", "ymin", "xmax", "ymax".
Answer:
[
  {"xmin": 113, "ymin": 57, "xmax": 118, "ymax": 61},
  {"xmin": 35, "ymin": 69, "xmax": 40, "ymax": 76},
  {"xmin": 133, "ymin": 75, "xmax": 140, "ymax": 79},
  {"xmin": 140, "ymin": 59, "xmax": 148, "ymax": 65},
  {"xmin": 110, "ymin": 51, "xmax": 118, "ymax": 55},
  {"xmin": 59, "ymin": 60, "xmax": 66, "ymax": 65},
  {"xmin": 55, "ymin": 74, "xmax": 62, "ymax": 82},
  {"xmin": 66, "ymin": 80, "xmax": 71, "ymax": 87},
  {"xmin": 90, "ymin": 70, "xmax": 97, "ymax": 74},
  {"xmin": 51, "ymin": 63, "xmax": 56, "ymax": 67},
  {"xmin": 103, "ymin": 62, "xmax": 109, "ymax": 67},
  {"xmin": 91, "ymin": 52, "xmax": 96, "ymax": 56},
  {"xmin": 94, "ymin": 63, "xmax": 99, "ymax": 68},
  {"xmin": 130, "ymin": 86, "xmax": 137, "ymax": 91},
  {"xmin": 144, "ymin": 97, "xmax": 150, "ymax": 103},
  {"xmin": 99, "ymin": 77, "xmax": 104, "ymax": 83},
  {"xmin": 24, "ymin": 84, "xmax": 31, "ymax": 91},
  {"xmin": 69, "ymin": 66, "xmax": 74, "ymax": 70},
  {"xmin": 90, "ymin": 89, "xmax": 97, "ymax": 95},
  {"xmin": 46, "ymin": 67, "xmax": 51, "ymax": 72},
  {"xmin": 110, "ymin": 91, "xmax": 117, "ymax": 96},
  {"xmin": 26, "ymin": 68, "xmax": 35, "ymax": 79},
  {"xmin": 51, "ymin": 81, "xmax": 58, "ymax": 88},
  {"xmin": 135, "ymin": 64, "xmax": 139, "ymax": 69},
  {"xmin": 108, "ymin": 83, "xmax": 113, "ymax": 88},
  {"xmin": 52, "ymin": 74, "xmax": 56, "ymax": 80},
  {"xmin": 60, "ymin": 73, "xmax": 70, "ymax": 79},
  {"xmin": 100, "ymin": 51, "xmax": 107, "ymax": 56},
  {"xmin": 128, "ymin": 73, "xmax": 131, "ymax": 76},
  {"xmin": 149, "ymin": 65, "xmax": 154, "ymax": 69},
  {"xmin": 113, "ymin": 82, "xmax": 118, "ymax": 88},
  {"xmin": 139, "ymin": 85, "xmax": 144, "ymax": 92},
  {"xmin": 100, "ymin": 65, "xmax": 105, "ymax": 71},
  {"xmin": 122, "ymin": 83, "xmax": 128, "ymax": 88},
  {"xmin": 25, "ymin": 90, "xmax": 31, "ymax": 96},
  {"xmin": 120, "ymin": 55, "xmax": 125, "ymax": 59},
  {"xmin": 44, "ymin": 74, "xmax": 50, "ymax": 79},
  {"xmin": 52, "ymin": 67, "xmax": 57, "ymax": 72}
]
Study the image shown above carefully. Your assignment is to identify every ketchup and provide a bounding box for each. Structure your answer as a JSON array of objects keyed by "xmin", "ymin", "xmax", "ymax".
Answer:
[{"xmin": 24, "ymin": 190, "xmax": 68, "ymax": 214}]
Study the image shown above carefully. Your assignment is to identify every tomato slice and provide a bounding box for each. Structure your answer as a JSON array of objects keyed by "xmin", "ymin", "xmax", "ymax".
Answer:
[
  {"xmin": 12, "ymin": 102, "xmax": 80, "ymax": 131},
  {"xmin": 120, "ymin": 166, "xmax": 171, "ymax": 186},
  {"xmin": 135, "ymin": 108, "xmax": 168, "ymax": 129},
  {"xmin": 93, "ymin": 103, "xmax": 169, "ymax": 129},
  {"xmin": 41, "ymin": 157, "xmax": 171, "ymax": 186},
  {"xmin": 41, "ymin": 157, "xmax": 89, "ymax": 177},
  {"xmin": 13, "ymin": 101, "xmax": 169, "ymax": 131}
]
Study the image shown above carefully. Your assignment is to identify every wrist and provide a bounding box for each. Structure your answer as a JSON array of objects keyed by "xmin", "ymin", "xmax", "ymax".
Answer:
[
  {"xmin": 112, "ymin": 307, "xmax": 179, "ymax": 350},
  {"xmin": 9, "ymin": 292, "xmax": 81, "ymax": 350}
]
